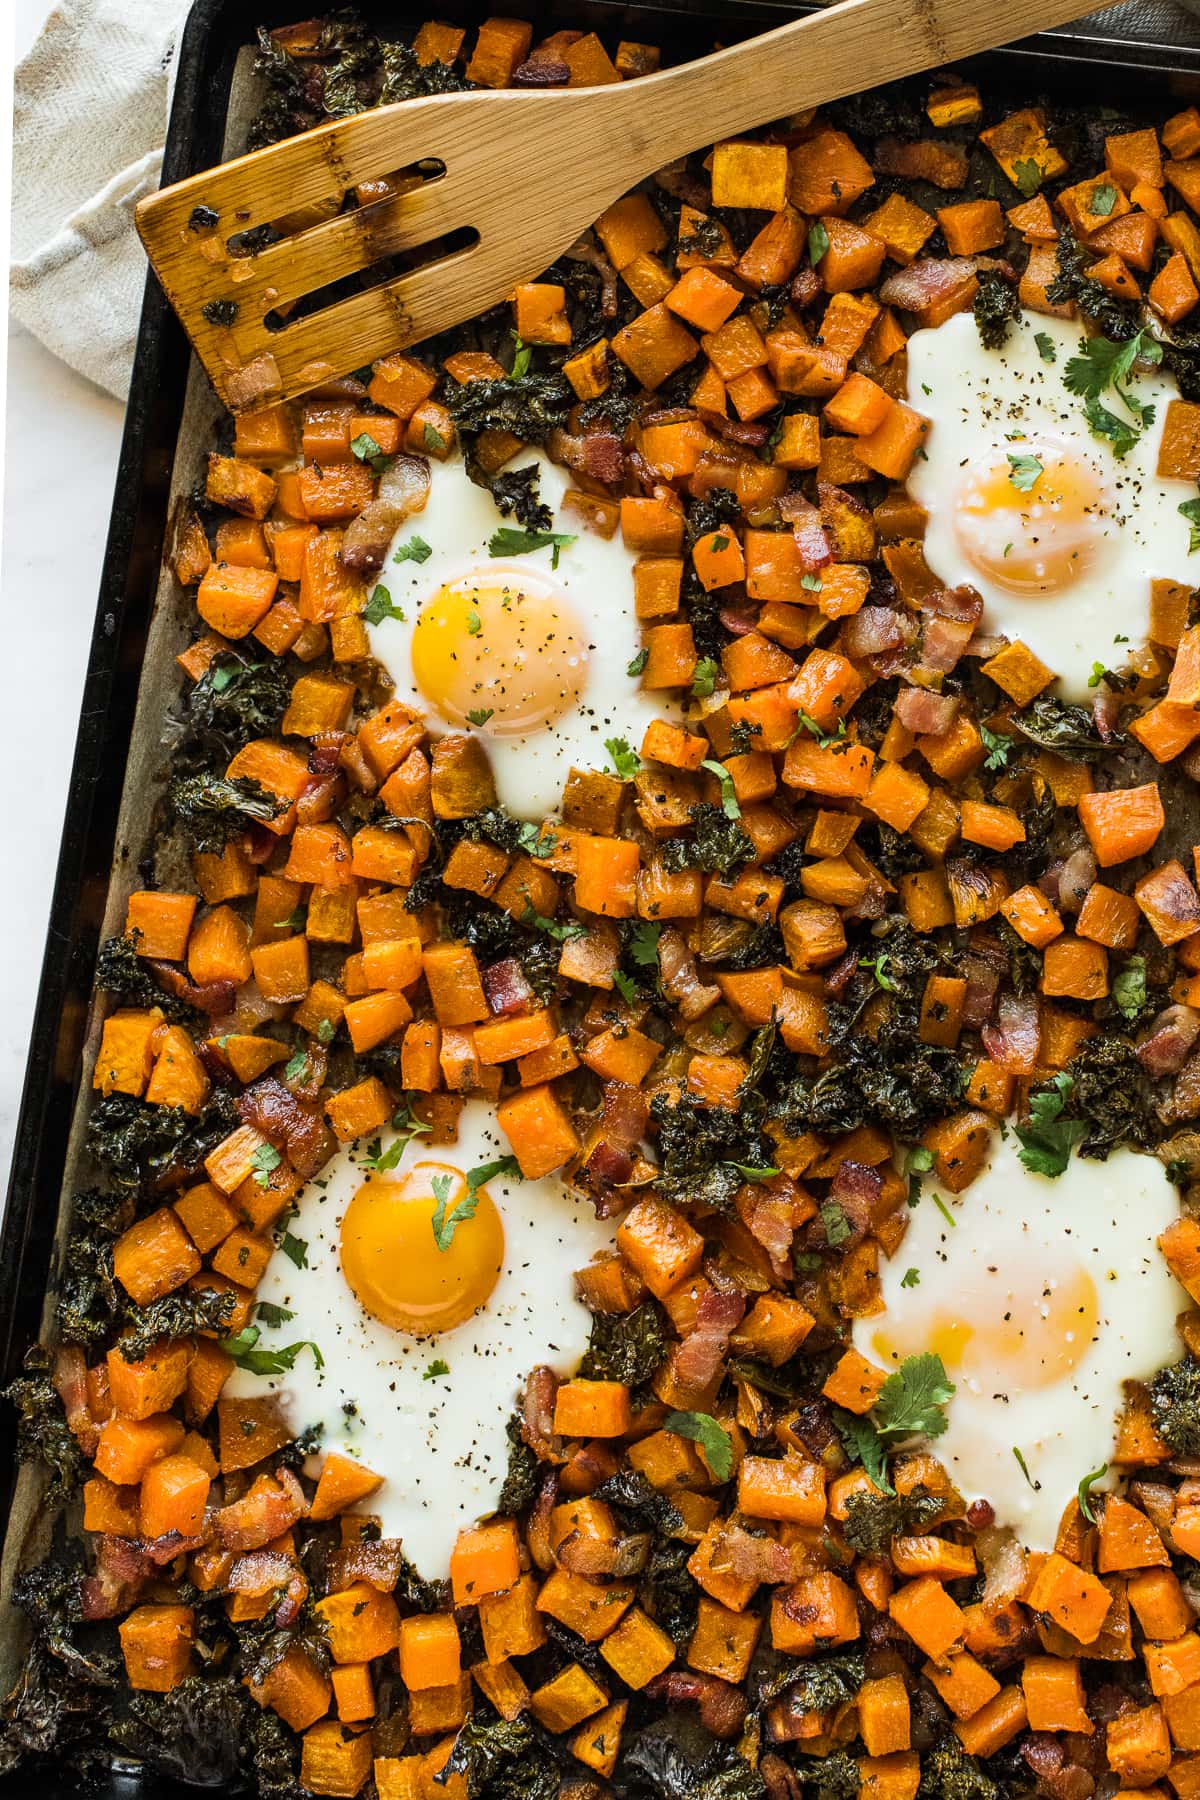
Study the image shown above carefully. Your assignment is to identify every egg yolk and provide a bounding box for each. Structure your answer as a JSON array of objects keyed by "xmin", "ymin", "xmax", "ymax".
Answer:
[
  {"xmin": 339, "ymin": 1162, "xmax": 504, "ymax": 1335},
  {"xmin": 410, "ymin": 569, "xmax": 589, "ymax": 733},
  {"xmin": 954, "ymin": 441, "xmax": 1109, "ymax": 594},
  {"xmin": 870, "ymin": 1259, "xmax": 1099, "ymax": 1391}
]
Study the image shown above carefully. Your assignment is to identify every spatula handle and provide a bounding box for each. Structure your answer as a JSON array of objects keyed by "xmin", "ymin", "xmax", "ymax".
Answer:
[{"xmin": 614, "ymin": 0, "xmax": 1088, "ymax": 171}]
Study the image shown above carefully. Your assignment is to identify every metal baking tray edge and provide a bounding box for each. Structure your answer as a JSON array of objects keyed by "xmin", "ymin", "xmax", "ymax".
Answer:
[{"xmin": 1, "ymin": 3, "xmax": 1198, "ymax": 1792}]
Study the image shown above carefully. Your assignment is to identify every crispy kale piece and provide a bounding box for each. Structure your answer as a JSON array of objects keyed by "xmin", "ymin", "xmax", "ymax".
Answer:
[
  {"xmin": 87, "ymin": 1089, "xmax": 239, "ymax": 1197},
  {"xmin": 118, "ymin": 1288, "xmax": 236, "ymax": 1359},
  {"xmin": 497, "ymin": 1415, "xmax": 539, "ymax": 1515},
  {"xmin": 684, "ymin": 485, "xmax": 742, "ymax": 551},
  {"xmin": 167, "ymin": 772, "xmax": 282, "ymax": 853},
  {"xmin": 596, "ymin": 1468, "xmax": 684, "ymax": 1536},
  {"xmin": 460, "ymin": 807, "xmax": 552, "ymax": 859},
  {"xmin": 677, "ymin": 214, "xmax": 730, "ymax": 260},
  {"xmin": 94, "ymin": 935, "xmax": 194, "ymax": 1023},
  {"xmin": 234, "ymin": 1597, "xmax": 330, "ymax": 1688},
  {"xmin": 799, "ymin": 1749, "xmax": 865, "ymax": 1800},
  {"xmin": 756, "ymin": 1648, "xmax": 864, "ymax": 1711},
  {"xmin": 394, "ymin": 1550, "xmax": 450, "ymax": 1614},
  {"xmin": 176, "ymin": 654, "xmax": 291, "ymax": 771},
  {"xmin": 474, "ymin": 462, "xmax": 553, "ymax": 532},
  {"xmin": 662, "ymin": 804, "xmax": 754, "ymax": 875},
  {"xmin": 918, "ymin": 1733, "xmax": 999, "ymax": 1800},
  {"xmin": 53, "ymin": 1187, "xmax": 125, "ymax": 1350},
  {"xmin": 640, "ymin": 1534, "xmax": 700, "ymax": 1644},
  {"xmin": 108, "ymin": 1674, "xmax": 269, "ymax": 1790},
  {"xmin": 444, "ymin": 371, "xmax": 573, "ymax": 446},
  {"xmin": 5, "ymin": 1350, "xmax": 87, "ymax": 1501},
  {"xmin": 651, "ymin": 1091, "xmax": 775, "ymax": 1214},
  {"xmin": 843, "ymin": 1486, "xmax": 943, "ymax": 1553},
  {"xmin": 1150, "ymin": 1356, "xmax": 1200, "ymax": 1455},
  {"xmin": 781, "ymin": 1024, "xmax": 965, "ymax": 1139},
  {"xmin": 379, "ymin": 38, "xmax": 471, "ymax": 102},
  {"xmin": 581, "ymin": 1302, "xmax": 667, "ymax": 1388},
  {"xmin": 1066, "ymin": 1036, "xmax": 1160, "ymax": 1157},
  {"xmin": 1046, "ymin": 228, "xmax": 1142, "ymax": 340},
  {"xmin": 442, "ymin": 1712, "xmax": 561, "ymax": 1800},
  {"xmin": 622, "ymin": 1717, "xmax": 767, "ymax": 1800},
  {"xmin": 973, "ymin": 271, "xmax": 1020, "ymax": 350},
  {"xmin": 1010, "ymin": 694, "xmax": 1107, "ymax": 761},
  {"xmin": 0, "ymin": 1638, "xmax": 111, "ymax": 1777}
]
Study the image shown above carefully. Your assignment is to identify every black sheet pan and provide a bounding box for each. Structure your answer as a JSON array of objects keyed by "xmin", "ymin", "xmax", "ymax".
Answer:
[{"xmin": 2, "ymin": 3, "xmax": 1199, "ymax": 1791}]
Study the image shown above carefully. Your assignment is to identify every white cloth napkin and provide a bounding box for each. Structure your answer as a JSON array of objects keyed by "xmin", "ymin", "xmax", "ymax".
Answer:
[
  {"xmin": 9, "ymin": 0, "xmax": 1200, "ymax": 403},
  {"xmin": 10, "ymin": 0, "xmax": 188, "ymax": 398}
]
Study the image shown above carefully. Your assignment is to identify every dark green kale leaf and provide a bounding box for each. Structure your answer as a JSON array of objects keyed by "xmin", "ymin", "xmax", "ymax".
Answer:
[
  {"xmin": 496, "ymin": 1415, "xmax": 539, "ymax": 1515},
  {"xmin": 167, "ymin": 772, "xmax": 282, "ymax": 853},
  {"xmin": 94, "ymin": 935, "xmax": 195, "ymax": 1023},
  {"xmin": 444, "ymin": 372, "xmax": 573, "ymax": 446},
  {"xmin": 117, "ymin": 1287, "xmax": 237, "ymax": 1359},
  {"xmin": 395, "ymin": 1550, "xmax": 450, "ymax": 1614},
  {"xmin": 10, "ymin": 1541, "xmax": 110, "ymax": 1681},
  {"xmin": 442, "ymin": 1713, "xmax": 561, "ymax": 1800},
  {"xmin": 475, "ymin": 462, "xmax": 552, "ymax": 532},
  {"xmin": 973, "ymin": 271, "xmax": 1020, "ymax": 350},
  {"xmin": 757, "ymin": 1648, "xmax": 864, "ymax": 1712},
  {"xmin": 1150, "ymin": 1356, "xmax": 1200, "ymax": 1455},
  {"xmin": 651, "ymin": 1091, "xmax": 774, "ymax": 1214},
  {"xmin": 1046, "ymin": 228, "xmax": 1143, "ymax": 340},
  {"xmin": 709, "ymin": 922, "xmax": 785, "ymax": 972},
  {"xmin": 662, "ymin": 804, "xmax": 754, "ymax": 875},
  {"xmin": 234, "ymin": 1597, "xmax": 330, "ymax": 1688},
  {"xmin": 843, "ymin": 1485, "xmax": 942, "ymax": 1553},
  {"xmin": 53, "ymin": 1187, "xmax": 125, "ymax": 1350},
  {"xmin": 799, "ymin": 1749, "xmax": 866, "ymax": 1800},
  {"xmin": 918, "ymin": 1733, "xmax": 999, "ymax": 1800},
  {"xmin": 684, "ymin": 485, "xmax": 742, "ymax": 551},
  {"xmin": 677, "ymin": 215, "xmax": 730, "ymax": 260},
  {"xmin": 1009, "ymin": 695, "xmax": 1107, "ymax": 761},
  {"xmin": 379, "ymin": 38, "xmax": 471, "ymax": 102},
  {"xmin": 581, "ymin": 1302, "xmax": 667, "ymax": 1388},
  {"xmin": 177, "ymin": 654, "xmax": 291, "ymax": 771},
  {"xmin": 87, "ymin": 1089, "xmax": 239, "ymax": 1197},
  {"xmin": 639, "ymin": 1533, "xmax": 700, "ymax": 1644},
  {"xmin": 0, "ymin": 1636, "xmax": 111, "ymax": 1777},
  {"xmin": 621, "ymin": 1716, "xmax": 767, "ymax": 1800},
  {"xmin": 596, "ymin": 1468, "xmax": 684, "ymax": 1536},
  {"xmin": 108, "ymin": 1674, "xmax": 266, "ymax": 1790},
  {"xmin": 1065, "ymin": 1036, "xmax": 1160, "ymax": 1157},
  {"xmin": 5, "ymin": 1351, "xmax": 87, "ymax": 1502},
  {"xmin": 782, "ymin": 1028, "xmax": 965, "ymax": 1139}
]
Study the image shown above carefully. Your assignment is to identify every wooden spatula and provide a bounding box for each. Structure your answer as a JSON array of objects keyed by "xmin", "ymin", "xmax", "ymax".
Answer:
[{"xmin": 136, "ymin": 0, "xmax": 1086, "ymax": 413}]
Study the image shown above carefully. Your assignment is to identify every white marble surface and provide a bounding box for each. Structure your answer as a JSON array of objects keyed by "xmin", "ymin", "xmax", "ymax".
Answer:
[{"xmin": 1, "ymin": 0, "xmax": 129, "ymax": 1194}]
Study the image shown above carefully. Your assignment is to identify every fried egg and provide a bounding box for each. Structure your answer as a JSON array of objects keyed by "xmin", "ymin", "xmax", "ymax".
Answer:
[
  {"xmin": 224, "ymin": 1099, "xmax": 614, "ymax": 1576},
  {"xmin": 907, "ymin": 310, "xmax": 1196, "ymax": 700},
  {"xmin": 853, "ymin": 1133, "xmax": 1185, "ymax": 1548},
  {"xmin": 366, "ymin": 451, "xmax": 676, "ymax": 820}
]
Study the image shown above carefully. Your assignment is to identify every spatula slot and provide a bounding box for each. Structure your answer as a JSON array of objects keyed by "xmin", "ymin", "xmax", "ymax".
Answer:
[{"xmin": 261, "ymin": 223, "xmax": 479, "ymax": 335}]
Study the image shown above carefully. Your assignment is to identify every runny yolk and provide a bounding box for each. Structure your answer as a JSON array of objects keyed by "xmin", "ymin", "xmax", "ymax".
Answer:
[
  {"xmin": 339, "ymin": 1161, "xmax": 504, "ymax": 1335},
  {"xmin": 954, "ymin": 440, "xmax": 1109, "ymax": 594},
  {"xmin": 410, "ymin": 569, "xmax": 589, "ymax": 733},
  {"xmin": 871, "ymin": 1259, "xmax": 1099, "ymax": 1391}
]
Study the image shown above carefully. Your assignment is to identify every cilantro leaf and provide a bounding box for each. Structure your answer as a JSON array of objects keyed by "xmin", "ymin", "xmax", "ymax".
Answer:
[
  {"xmin": 1181, "ymin": 498, "xmax": 1200, "ymax": 554},
  {"xmin": 424, "ymin": 1359, "xmax": 450, "ymax": 1382},
  {"xmin": 350, "ymin": 430, "xmax": 390, "ymax": 474},
  {"xmin": 316, "ymin": 1018, "xmax": 335, "ymax": 1046},
  {"xmin": 255, "ymin": 1301, "xmax": 294, "ymax": 1328},
  {"xmin": 283, "ymin": 1049, "xmax": 308, "ymax": 1082},
  {"xmin": 691, "ymin": 656, "xmax": 720, "ymax": 699},
  {"xmin": 466, "ymin": 611, "xmax": 481, "ymax": 635},
  {"xmin": 1089, "ymin": 183, "xmax": 1117, "ymax": 217},
  {"xmin": 1007, "ymin": 452, "xmax": 1043, "ymax": 492},
  {"xmin": 820, "ymin": 1201, "xmax": 852, "ymax": 1247},
  {"xmin": 792, "ymin": 708, "xmax": 846, "ymax": 750},
  {"xmin": 664, "ymin": 1410, "xmax": 733, "ymax": 1481},
  {"xmin": 1015, "ymin": 1072, "xmax": 1088, "ymax": 1177},
  {"xmin": 980, "ymin": 723, "xmax": 1013, "ymax": 771},
  {"xmin": 364, "ymin": 585, "xmax": 406, "ymax": 625},
  {"xmin": 1078, "ymin": 1462, "xmax": 1108, "ymax": 1523},
  {"xmin": 800, "ymin": 573, "xmax": 823, "ymax": 592},
  {"xmin": 1112, "ymin": 954, "xmax": 1147, "ymax": 1023},
  {"xmin": 393, "ymin": 535, "xmax": 432, "ymax": 565},
  {"xmin": 629, "ymin": 921, "xmax": 662, "ymax": 968},
  {"xmin": 488, "ymin": 526, "xmax": 576, "ymax": 569},
  {"xmin": 1083, "ymin": 394, "xmax": 1140, "ymax": 458},
  {"xmin": 424, "ymin": 422, "xmax": 446, "ymax": 453},
  {"xmin": 1034, "ymin": 331, "xmax": 1057, "ymax": 364},
  {"xmin": 510, "ymin": 332, "xmax": 532, "ymax": 380},
  {"xmin": 701, "ymin": 758, "xmax": 741, "ymax": 820},
  {"xmin": 728, "ymin": 1162, "xmax": 780, "ymax": 1183},
  {"xmin": 251, "ymin": 1143, "xmax": 282, "ymax": 1189},
  {"xmin": 465, "ymin": 1156, "xmax": 521, "ymax": 1200},
  {"xmin": 859, "ymin": 953, "xmax": 897, "ymax": 993},
  {"xmin": 900, "ymin": 1268, "xmax": 920, "ymax": 1288},
  {"xmin": 522, "ymin": 902, "xmax": 586, "ymax": 943},
  {"xmin": 1013, "ymin": 158, "xmax": 1044, "ymax": 197},
  {"xmin": 467, "ymin": 708, "xmax": 494, "ymax": 726},
  {"xmin": 606, "ymin": 736, "xmax": 641, "ymax": 780},
  {"xmin": 874, "ymin": 1352, "xmax": 955, "ymax": 1444},
  {"xmin": 281, "ymin": 1231, "xmax": 308, "ymax": 1269},
  {"xmin": 627, "ymin": 647, "xmax": 648, "ymax": 677},
  {"xmin": 808, "ymin": 221, "xmax": 830, "ymax": 265},
  {"xmin": 613, "ymin": 970, "xmax": 637, "ymax": 1004},
  {"xmin": 221, "ymin": 1326, "xmax": 324, "ymax": 1375},
  {"xmin": 430, "ymin": 1171, "xmax": 478, "ymax": 1251},
  {"xmin": 366, "ymin": 1136, "xmax": 406, "ymax": 1174},
  {"xmin": 833, "ymin": 1407, "xmax": 891, "ymax": 1491}
]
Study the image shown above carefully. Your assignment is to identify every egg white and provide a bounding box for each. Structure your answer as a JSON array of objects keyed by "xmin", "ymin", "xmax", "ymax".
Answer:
[
  {"xmin": 853, "ymin": 1133, "xmax": 1185, "ymax": 1549},
  {"xmin": 907, "ymin": 310, "xmax": 1197, "ymax": 700},
  {"xmin": 366, "ymin": 451, "xmax": 680, "ymax": 820},
  {"xmin": 224, "ymin": 1098, "xmax": 614, "ymax": 1577}
]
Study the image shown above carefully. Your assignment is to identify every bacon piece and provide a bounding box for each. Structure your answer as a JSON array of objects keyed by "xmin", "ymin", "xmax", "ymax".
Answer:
[
  {"xmin": 521, "ymin": 1366, "xmax": 559, "ymax": 1461},
  {"xmin": 326, "ymin": 1537, "xmax": 406, "ymax": 1593},
  {"xmin": 842, "ymin": 605, "xmax": 914, "ymax": 659},
  {"xmin": 1139, "ymin": 1006, "xmax": 1200, "ymax": 1078},
  {"xmin": 147, "ymin": 960, "xmax": 236, "ymax": 1018},
  {"xmin": 483, "ymin": 958, "xmax": 535, "ymax": 1017},
  {"xmin": 52, "ymin": 1346, "xmax": 99, "ymax": 1455},
  {"xmin": 780, "ymin": 497, "xmax": 833, "ymax": 573},
  {"xmin": 646, "ymin": 1671, "xmax": 747, "ymax": 1738},
  {"xmin": 580, "ymin": 433, "xmax": 625, "ymax": 485},
  {"xmin": 556, "ymin": 1531, "xmax": 651, "ymax": 1577},
  {"xmin": 712, "ymin": 1521, "xmax": 793, "ymax": 1586},
  {"xmin": 880, "ymin": 256, "xmax": 1004, "ymax": 311},
  {"xmin": 719, "ymin": 599, "xmax": 759, "ymax": 636},
  {"xmin": 924, "ymin": 583, "xmax": 983, "ymax": 625},
  {"xmin": 229, "ymin": 1548, "xmax": 307, "ymax": 1626},
  {"xmin": 826, "ymin": 1160, "xmax": 880, "ymax": 1248},
  {"xmin": 214, "ymin": 1469, "xmax": 305, "ymax": 1553},
  {"xmin": 674, "ymin": 1288, "xmax": 746, "ymax": 1395},
  {"xmin": 893, "ymin": 686, "xmax": 959, "ymax": 736},
  {"xmin": 308, "ymin": 731, "xmax": 347, "ymax": 777},
  {"xmin": 919, "ymin": 615, "xmax": 975, "ymax": 673},
  {"xmin": 659, "ymin": 926, "xmax": 721, "ymax": 1022},
  {"xmin": 737, "ymin": 1178, "xmax": 800, "ymax": 1273},
  {"xmin": 584, "ymin": 1140, "xmax": 635, "ymax": 1187},
  {"xmin": 80, "ymin": 1535, "xmax": 151, "ymax": 1619},
  {"xmin": 142, "ymin": 1530, "xmax": 206, "ymax": 1566},
  {"xmin": 762, "ymin": 1755, "xmax": 804, "ymax": 1800},
  {"xmin": 790, "ymin": 266, "xmax": 823, "ymax": 309},
  {"xmin": 982, "ymin": 990, "xmax": 1041, "ymax": 1075},
  {"xmin": 1056, "ymin": 846, "xmax": 1098, "ymax": 916},
  {"xmin": 978, "ymin": 1525, "xmax": 1028, "ymax": 1612},
  {"xmin": 238, "ymin": 1074, "xmax": 335, "ymax": 1178},
  {"xmin": 527, "ymin": 1471, "xmax": 559, "ymax": 1572},
  {"xmin": 707, "ymin": 414, "xmax": 770, "ymax": 449},
  {"xmin": 565, "ymin": 230, "xmax": 618, "ymax": 320}
]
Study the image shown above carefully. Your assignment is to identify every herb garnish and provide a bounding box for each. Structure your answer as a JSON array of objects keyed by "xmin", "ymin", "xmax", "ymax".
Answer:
[
  {"xmin": 1015, "ymin": 1071, "xmax": 1088, "ymax": 1177},
  {"xmin": 663, "ymin": 1410, "xmax": 733, "ymax": 1480}
]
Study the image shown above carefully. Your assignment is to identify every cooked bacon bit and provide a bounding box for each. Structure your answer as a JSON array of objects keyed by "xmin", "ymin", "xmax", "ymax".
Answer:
[
  {"xmin": 967, "ymin": 1498, "xmax": 996, "ymax": 1530},
  {"xmin": 893, "ymin": 685, "xmax": 960, "ymax": 736},
  {"xmin": 521, "ymin": 1366, "xmax": 559, "ymax": 1462},
  {"xmin": 229, "ymin": 1548, "xmax": 307, "ymax": 1625},
  {"xmin": 982, "ymin": 990, "xmax": 1041, "ymax": 1075},
  {"xmin": 52, "ymin": 1346, "xmax": 99, "ymax": 1455},
  {"xmin": 790, "ymin": 266, "xmax": 823, "ymax": 309},
  {"xmin": 647, "ymin": 1671, "xmax": 747, "ymax": 1738},
  {"xmin": 659, "ymin": 926, "xmax": 721, "ymax": 1022},
  {"xmin": 142, "ymin": 1530, "xmax": 206, "ymax": 1565},
  {"xmin": 147, "ymin": 960, "xmax": 236, "ymax": 1017},
  {"xmin": 653, "ymin": 159, "xmax": 709, "ymax": 210},
  {"xmin": 513, "ymin": 54, "xmax": 570, "ymax": 85},
  {"xmin": 824, "ymin": 948, "xmax": 861, "ymax": 997},
  {"xmin": 737, "ymin": 1178, "xmax": 800, "ymax": 1272},
  {"xmin": 674, "ymin": 1287, "xmax": 746, "ymax": 1395},
  {"xmin": 842, "ymin": 605, "xmax": 915, "ymax": 659},
  {"xmin": 1093, "ymin": 686, "xmax": 1122, "ymax": 740},
  {"xmin": 80, "ymin": 1534, "xmax": 151, "ymax": 1620},
  {"xmin": 1139, "ymin": 1005, "xmax": 1200, "ymax": 1077},
  {"xmin": 1054, "ymin": 846, "xmax": 1098, "ymax": 916},
  {"xmin": 713, "ymin": 1521, "xmax": 794, "ymax": 1585},
  {"xmin": 780, "ymin": 498, "xmax": 833, "ymax": 573},
  {"xmin": 295, "ymin": 776, "xmax": 340, "ymax": 828},
  {"xmin": 925, "ymin": 583, "xmax": 984, "ymax": 625},
  {"xmin": 706, "ymin": 414, "xmax": 770, "ymax": 449},
  {"xmin": 824, "ymin": 1159, "xmax": 880, "ymax": 1248},
  {"xmin": 556, "ymin": 1530, "xmax": 651, "ymax": 1577},
  {"xmin": 308, "ymin": 731, "xmax": 346, "ymax": 777},
  {"xmin": 880, "ymin": 255, "xmax": 1010, "ymax": 310},
  {"xmin": 762, "ymin": 1755, "xmax": 804, "ymax": 1800},
  {"xmin": 526, "ymin": 1470, "xmax": 559, "ymax": 1573},
  {"xmin": 718, "ymin": 599, "xmax": 759, "ymax": 637},
  {"xmin": 238, "ymin": 1074, "xmax": 335, "ymax": 1178},
  {"xmin": 919, "ymin": 615, "xmax": 975, "ymax": 674},
  {"xmin": 214, "ymin": 1469, "xmax": 305, "ymax": 1553},
  {"xmin": 978, "ymin": 1524, "xmax": 1028, "ymax": 1612},
  {"xmin": 483, "ymin": 958, "xmax": 535, "ymax": 1017},
  {"xmin": 585, "ymin": 1140, "xmax": 635, "ymax": 1187},
  {"xmin": 580, "ymin": 432, "xmax": 625, "ymax": 485},
  {"xmin": 326, "ymin": 1537, "xmax": 406, "ymax": 1593},
  {"xmin": 1023, "ymin": 1735, "xmax": 1097, "ymax": 1800}
]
